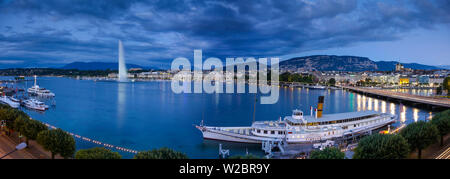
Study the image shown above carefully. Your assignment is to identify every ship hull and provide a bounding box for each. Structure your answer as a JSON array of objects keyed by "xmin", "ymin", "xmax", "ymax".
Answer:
[{"xmin": 196, "ymin": 116, "xmax": 396, "ymax": 144}]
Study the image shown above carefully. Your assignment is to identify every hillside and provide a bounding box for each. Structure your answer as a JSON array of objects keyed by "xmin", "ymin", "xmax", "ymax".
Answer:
[
  {"xmin": 280, "ymin": 55, "xmax": 441, "ymax": 72},
  {"xmin": 61, "ymin": 62, "xmax": 146, "ymax": 70}
]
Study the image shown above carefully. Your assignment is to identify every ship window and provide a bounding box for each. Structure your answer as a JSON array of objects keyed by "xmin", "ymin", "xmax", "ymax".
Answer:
[
  {"xmin": 257, "ymin": 129, "xmax": 261, "ymax": 133},
  {"xmin": 271, "ymin": 131, "xmax": 275, "ymax": 134},
  {"xmin": 354, "ymin": 124, "xmax": 356, "ymax": 127},
  {"xmin": 264, "ymin": 130, "xmax": 267, "ymax": 134},
  {"xmin": 278, "ymin": 131, "xmax": 282, "ymax": 135}
]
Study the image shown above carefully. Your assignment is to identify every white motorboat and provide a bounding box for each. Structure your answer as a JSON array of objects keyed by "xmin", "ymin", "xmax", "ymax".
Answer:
[
  {"xmin": 0, "ymin": 96, "xmax": 20, "ymax": 108},
  {"xmin": 196, "ymin": 96, "xmax": 396, "ymax": 144},
  {"xmin": 22, "ymin": 99, "xmax": 48, "ymax": 111},
  {"xmin": 27, "ymin": 75, "xmax": 55, "ymax": 97}
]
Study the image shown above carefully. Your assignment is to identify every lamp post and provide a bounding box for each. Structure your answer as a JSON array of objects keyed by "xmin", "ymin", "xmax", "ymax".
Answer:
[{"xmin": 0, "ymin": 142, "xmax": 27, "ymax": 159}]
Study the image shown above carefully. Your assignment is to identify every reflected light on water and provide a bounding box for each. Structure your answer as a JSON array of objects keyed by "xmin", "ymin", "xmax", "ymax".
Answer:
[
  {"xmin": 381, "ymin": 101, "xmax": 386, "ymax": 113},
  {"xmin": 390, "ymin": 103, "xmax": 396, "ymax": 115},
  {"xmin": 368, "ymin": 98, "xmax": 372, "ymax": 110},
  {"xmin": 362, "ymin": 96, "xmax": 366, "ymax": 111},
  {"xmin": 374, "ymin": 99, "xmax": 379, "ymax": 112},
  {"xmin": 428, "ymin": 112, "xmax": 433, "ymax": 120},
  {"xmin": 400, "ymin": 105, "xmax": 406, "ymax": 123},
  {"xmin": 413, "ymin": 108, "xmax": 419, "ymax": 122},
  {"xmin": 357, "ymin": 94, "xmax": 361, "ymax": 111}
]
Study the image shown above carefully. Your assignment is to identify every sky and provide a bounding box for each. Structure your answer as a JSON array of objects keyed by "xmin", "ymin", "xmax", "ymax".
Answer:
[{"xmin": 0, "ymin": 0, "xmax": 449, "ymax": 69}]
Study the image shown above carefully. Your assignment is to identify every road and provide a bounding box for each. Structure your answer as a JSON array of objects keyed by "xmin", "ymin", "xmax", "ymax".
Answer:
[{"xmin": 343, "ymin": 86, "xmax": 450, "ymax": 108}]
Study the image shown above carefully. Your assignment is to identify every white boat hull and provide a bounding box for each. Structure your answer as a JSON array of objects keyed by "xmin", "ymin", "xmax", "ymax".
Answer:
[{"xmin": 196, "ymin": 115, "xmax": 396, "ymax": 144}]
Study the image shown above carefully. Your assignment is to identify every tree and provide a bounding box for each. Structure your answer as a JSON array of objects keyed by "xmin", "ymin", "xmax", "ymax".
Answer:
[
  {"xmin": 14, "ymin": 116, "xmax": 29, "ymax": 136},
  {"xmin": 400, "ymin": 121, "xmax": 439, "ymax": 159},
  {"xmin": 431, "ymin": 109, "xmax": 450, "ymax": 146},
  {"xmin": 443, "ymin": 76, "xmax": 450, "ymax": 91},
  {"xmin": 37, "ymin": 128, "xmax": 76, "ymax": 159},
  {"xmin": 353, "ymin": 134, "xmax": 410, "ymax": 159},
  {"xmin": 309, "ymin": 147, "xmax": 345, "ymax": 159},
  {"xmin": 22, "ymin": 119, "xmax": 48, "ymax": 146},
  {"xmin": 134, "ymin": 148, "xmax": 188, "ymax": 159},
  {"xmin": 0, "ymin": 108, "xmax": 21, "ymax": 133},
  {"xmin": 75, "ymin": 147, "xmax": 122, "ymax": 159},
  {"xmin": 328, "ymin": 78, "xmax": 336, "ymax": 86}
]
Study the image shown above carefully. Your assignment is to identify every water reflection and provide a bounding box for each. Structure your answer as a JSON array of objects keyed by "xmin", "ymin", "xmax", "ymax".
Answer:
[
  {"xmin": 117, "ymin": 82, "xmax": 126, "ymax": 128},
  {"xmin": 413, "ymin": 108, "xmax": 419, "ymax": 122},
  {"xmin": 390, "ymin": 103, "xmax": 396, "ymax": 115},
  {"xmin": 374, "ymin": 99, "xmax": 379, "ymax": 112},
  {"xmin": 400, "ymin": 105, "xmax": 406, "ymax": 123},
  {"xmin": 381, "ymin": 101, "xmax": 386, "ymax": 113}
]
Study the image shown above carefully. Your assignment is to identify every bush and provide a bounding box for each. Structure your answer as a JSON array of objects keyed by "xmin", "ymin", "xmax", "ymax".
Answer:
[
  {"xmin": 37, "ymin": 128, "xmax": 76, "ymax": 159},
  {"xmin": 75, "ymin": 147, "xmax": 122, "ymax": 159},
  {"xmin": 310, "ymin": 147, "xmax": 345, "ymax": 159},
  {"xmin": 134, "ymin": 148, "xmax": 188, "ymax": 159},
  {"xmin": 400, "ymin": 121, "xmax": 439, "ymax": 159},
  {"xmin": 431, "ymin": 110, "xmax": 450, "ymax": 146},
  {"xmin": 353, "ymin": 134, "xmax": 410, "ymax": 159}
]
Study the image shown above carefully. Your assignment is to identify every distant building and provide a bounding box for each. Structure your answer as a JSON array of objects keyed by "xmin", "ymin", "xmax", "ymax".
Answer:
[
  {"xmin": 399, "ymin": 77, "xmax": 409, "ymax": 86},
  {"xmin": 395, "ymin": 63, "xmax": 413, "ymax": 72},
  {"xmin": 418, "ymin": 75, "xmax": 430, "ymax": 84},
  {"xmin": 395, "ymin": 63, "xmax": 404, "ymax": 71}
]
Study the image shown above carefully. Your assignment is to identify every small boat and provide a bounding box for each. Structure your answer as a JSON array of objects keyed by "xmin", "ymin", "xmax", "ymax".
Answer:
[
  {"xmin": 27, "ymin": 75, "xmax": 55, "ymax": 97},
  {"xmin": 0, "ymin": 96, "xmax": 20, "ymax": 108},
  {"xmin": 22, "ymin": 98, "xmax": 48, "ymax": 111},
  {"xmin": 308, "ymin": 85, "xmax": 326, "ymax": 89}
]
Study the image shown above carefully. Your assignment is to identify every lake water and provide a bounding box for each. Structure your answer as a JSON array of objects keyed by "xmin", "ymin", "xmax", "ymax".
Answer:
[{"xmin": 1, "ymin": 77, "xmax": 435, "ymax": 158}]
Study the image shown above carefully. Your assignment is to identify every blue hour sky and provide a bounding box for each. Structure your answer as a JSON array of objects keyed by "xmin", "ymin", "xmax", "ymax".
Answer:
[{"xmin": 0, "ymin": 0, "xmax": 449, "ymax": 69}]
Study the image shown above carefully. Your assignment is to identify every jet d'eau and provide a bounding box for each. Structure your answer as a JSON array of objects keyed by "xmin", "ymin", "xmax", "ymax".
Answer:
[{"xmin": 118, "ymin": 40, "xmax": 128, "ymax": 82}]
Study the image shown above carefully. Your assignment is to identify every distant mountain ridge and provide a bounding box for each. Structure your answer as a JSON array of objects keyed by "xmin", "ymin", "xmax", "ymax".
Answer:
[
  {"xmin": 280, "ymin": 55, "xmax": 441, "ymax": 72},
  {"xmin": 61, "ymin": 62, "xmax": 147, "ymax": 70}
]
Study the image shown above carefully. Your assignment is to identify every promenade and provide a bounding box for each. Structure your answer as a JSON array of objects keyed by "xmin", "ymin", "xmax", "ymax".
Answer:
[
  {"xmin": 343, "ymin": 86, "xmax": 450, "ymax": 109},
  {"xmin": 0, "ymin": 132, "xmax": 55, "ymax": 159}
]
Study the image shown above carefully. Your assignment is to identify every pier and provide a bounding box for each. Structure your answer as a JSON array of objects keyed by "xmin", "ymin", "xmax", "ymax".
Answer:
[{"xmin": 342, "ymin": 86, "xmax": 450, "ymax": 111}]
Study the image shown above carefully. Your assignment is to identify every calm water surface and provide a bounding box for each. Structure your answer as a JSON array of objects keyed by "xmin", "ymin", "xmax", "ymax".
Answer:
[{"xmin": 1, "ymin": 77, "xmax": 434, "ymax": 158}]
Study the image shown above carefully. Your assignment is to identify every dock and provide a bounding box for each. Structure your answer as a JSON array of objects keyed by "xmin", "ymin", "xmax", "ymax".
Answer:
[{"xmin": 342, "ymin": 86, "xmax": 450, "ymax": 111}]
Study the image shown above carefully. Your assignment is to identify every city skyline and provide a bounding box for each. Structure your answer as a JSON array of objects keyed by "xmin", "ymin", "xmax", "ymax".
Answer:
[{"xmin": 0, "ymin": 0, "xmax": 449, "ymax": 69}]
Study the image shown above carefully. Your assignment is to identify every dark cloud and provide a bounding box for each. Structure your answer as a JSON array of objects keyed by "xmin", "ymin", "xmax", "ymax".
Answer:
[{"xmin": 0, "ymin": 0, "xmax": 449, "ymax": 68}]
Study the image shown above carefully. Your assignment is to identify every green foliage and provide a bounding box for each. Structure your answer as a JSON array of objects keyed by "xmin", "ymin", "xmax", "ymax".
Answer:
[
  {"xmin": 37, "ymin": 128, "xmax": 76, "ymax": 159},
  {"xmin": 431, "ymin": 109, "xmax": 450, "ymax": 146},
  {"xmin": 309, "ymin": 147, "xmax": 345, "ymax": 159},
  {"xmin": 14, "ymin": 116, "xmax": 29, "ymax": 134},
  {"xmin": 328, "ymin": 78, "xmax": 336, "ymax": 86},
  {"xmin": 279, "ymin": 72, "xmax": 315, "ymax": 83},
  {"xmin": 23, "ymin": 119, "xmax": 48, "ymax": 144},
  {"xmin": 134, "ymin": 147, "xmax": 188, "ymax": 159},
  {"xmin": 353, "ymin": 134, "xmax": 410, "ymax": 159},
  {"xmin": 400, "ymin": 121, "xmax": 439, "ymax": 159},
  {"xmin": 75, "ymin": 147, "xmax": 122, "ymax": 159},
  {"xmin": 0, "ymin": 107, "xmax": 22, "ymax": 130},
  {"xmin": 228, "ymin": 154, "xmax": 262, "ymax": 159},
  {"xmin": 443, "ymin": 77, "xmax": 450, "ymax": 91}
]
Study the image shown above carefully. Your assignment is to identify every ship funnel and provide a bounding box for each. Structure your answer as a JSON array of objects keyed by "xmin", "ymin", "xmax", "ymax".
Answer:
[{"xmin": 317, "ymin": 96, "xmax": 324, "ymax": 118}]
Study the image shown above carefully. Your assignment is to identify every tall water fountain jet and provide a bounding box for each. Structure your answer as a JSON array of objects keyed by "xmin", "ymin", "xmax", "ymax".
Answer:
[{"xmin": 118, "ymin": 40, "xmax": 128, "ymax": 82}]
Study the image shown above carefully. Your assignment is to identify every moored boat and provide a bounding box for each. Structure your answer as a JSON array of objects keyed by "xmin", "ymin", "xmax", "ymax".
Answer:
[
  {"xmin": 27, "ymin": 75, "xmax": 55, "ymax": 97},
  {"xmin": 196, "ymin": 96, "xmax": 396, "ymax": 144},
  {"xmin": 0, "ymin": 96, "xmax": 20, "ymax": 108},
  {"xmin": 22, "ymin": 98, "xmax": 48, "ymax": 111}
]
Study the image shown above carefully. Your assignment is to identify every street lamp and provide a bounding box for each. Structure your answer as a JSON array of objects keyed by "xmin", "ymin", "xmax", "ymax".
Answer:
[{"xmin": 0, "ymin": 142, "xmax": 27, "ymax": 159}]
